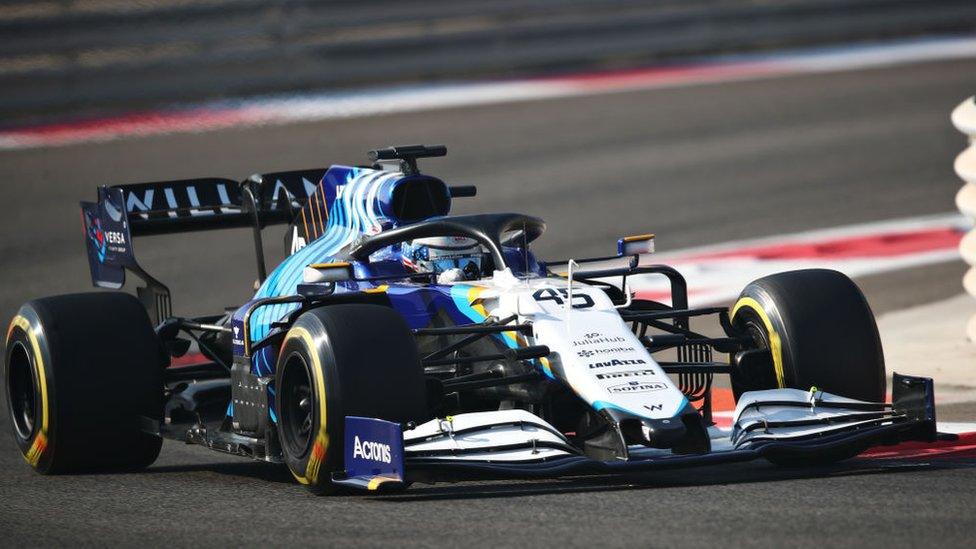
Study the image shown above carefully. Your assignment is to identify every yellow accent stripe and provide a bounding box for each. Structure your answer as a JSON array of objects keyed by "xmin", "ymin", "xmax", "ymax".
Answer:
[
  {"xmin": 313, "ymin": 189, "xmax": 326, "ymax": 237},
  {"xmin": 25, "ymin": 432, "xmax": 47, "ymax": 466},
  {"xmin": 8, "ymin": 315, "xmax": 50, "ymax": 467},
  {"xmin": 306, "ymin": 191, "xmax": 317, "ymax": 237},
  {"xmin": 300, "ymin": 208, "xmax": 310, "ymax": 243},
  {"xmin": 468, "ymin": 286, "xmax": 488, "ymax": 318},
  {"xmin": 623, "ymin": 233, "xmax": 655, "ymax": 242},
  {"xmin": 539, "ymin": 356, "xmax": 553, "ymax": 377},
  {"xmin": 730, "ymin": 297, "xmax": 786, "ymax": 388},
  {"xmin": 464, "ymin": 285, "xmax": 523, "ymax": 349},
  {"xmin": 282, "ymin": 326, "xmax": 330, "ymax": 485},
  {"xmin": 308, "ymin": 262, "xmax": 351, "ymax": 269},
  {"xmin": 363, "ymin": 284, "xmax": 389, "ymax": 294},
  {"xmin": 366, "ymin": 475, "xmax": 400, "ymax": 491}
]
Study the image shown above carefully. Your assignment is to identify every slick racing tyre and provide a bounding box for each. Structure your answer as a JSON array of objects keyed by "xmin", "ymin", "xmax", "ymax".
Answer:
[
  {"xmin": 275, "ymin": 304, "xmax": 426, "ymax": 495},
  {"xmin": 730, "ymin": 269, "xmax": 885, "ymax": 403},
  {"xmin": 4, "ymin": 293, "xmax": 165, "ymax": 474}
]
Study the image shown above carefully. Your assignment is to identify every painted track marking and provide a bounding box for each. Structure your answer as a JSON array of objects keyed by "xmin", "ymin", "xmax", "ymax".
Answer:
[
  {"xmin": 632, "ymin": 212, "xmax": 971, "ymax": 306},
  {"xmin": 2, "ymin": 35, "xmax": 976, "ymax": 150}
]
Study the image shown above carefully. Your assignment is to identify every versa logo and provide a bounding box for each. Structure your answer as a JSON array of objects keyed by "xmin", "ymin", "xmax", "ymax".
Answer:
[
  {"xmin": 104, "ymin": 230, "xmax": 125, "ymax": 245},
  {"xmin": 352, "ymin": 435, "xmax": 392, "ymax": 463}
]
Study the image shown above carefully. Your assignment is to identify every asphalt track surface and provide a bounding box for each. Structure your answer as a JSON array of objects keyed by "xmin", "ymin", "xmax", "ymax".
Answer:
[{"xmin": 2, "ymin": 59, "xmax": 976, "ymax": 547}]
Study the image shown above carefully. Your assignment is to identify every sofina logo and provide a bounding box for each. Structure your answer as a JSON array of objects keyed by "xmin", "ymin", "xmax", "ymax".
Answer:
[
  {"xmin": 352, "ymin": 435, "xmax": 392, "ymax": 463},
  {"xmin": 608, "ymin": 381, "xmax": 667, "ymax": 394}
]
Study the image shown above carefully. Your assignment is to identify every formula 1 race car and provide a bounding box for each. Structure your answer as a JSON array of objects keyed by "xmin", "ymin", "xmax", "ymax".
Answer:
[{"xmin": 4, "ymin": 145, "xmax": 937, "ymax": 494}]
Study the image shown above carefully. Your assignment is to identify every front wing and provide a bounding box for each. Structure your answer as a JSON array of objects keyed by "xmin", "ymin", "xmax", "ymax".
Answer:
[{"xmin": 332, "ymin": 373, "xmax": 937, "ymax": 490}]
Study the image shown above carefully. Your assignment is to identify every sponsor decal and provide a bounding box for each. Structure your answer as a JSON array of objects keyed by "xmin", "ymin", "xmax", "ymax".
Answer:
[
  {"xmin": 573, "ymin": 332, "xmax": 626, "ymax": 347},
  {"xmin": 609, "ymin": 381, "xmax": 667, "ymax": 394},
  {"xmin": 86, "ymin": 214, "xmax": 108, "ymax": 262},
  {"xmin": 118, "ymin": 177, "xmax": 317, "ymax": 221},
  {"xmin": 577, "ymin": 346, "xmax": 634, "ymax": 358},
  {"xmin": 104, "ymin": 230, "xmax": 126, "ymax": 245},
  {"xmin": 588, "ymin": 358, "xmax": 646, "ymax": 369},
  {"xmin": 290, "ymin": 226, "xmax": 307, "ymax": 254},
  {"xmin": 352, "ymin": 435, "xmax": 392, "ymax": 463},
  {"xmin": 231, "ymin": 323, "xmax": 244, "ymax": 349},
  {"xmin": 533, "ymin": 288, "xmax": 595, "ymax": 309},
  {"xmin": 596, "ymin": 369, "xmax": 656, "ymax": 380},
  {"xmin": 84, "ymin": 212, "xmax": 127, "ymax": 263},
  {"xmin": 125, "ymin": 183, "xmax": 235, "ymax": 218}
]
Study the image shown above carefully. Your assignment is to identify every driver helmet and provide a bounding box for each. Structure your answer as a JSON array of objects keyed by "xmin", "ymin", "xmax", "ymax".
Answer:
[{"xmin": 401, "ymin": 236, "xmax": 485, "ymax": 280}]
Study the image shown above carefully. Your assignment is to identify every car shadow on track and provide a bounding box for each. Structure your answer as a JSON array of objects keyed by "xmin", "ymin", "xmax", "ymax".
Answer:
[
  {"xmin": 147, "ymin": 460, "xmax": 297, "ymax": 484},
  {"xmin": 370, "ymin": 459, "xmax": 964, "ymax": 502},
  {"xmin": 142, "ymin": 455, "xmax": 973, "ymax": 498}
]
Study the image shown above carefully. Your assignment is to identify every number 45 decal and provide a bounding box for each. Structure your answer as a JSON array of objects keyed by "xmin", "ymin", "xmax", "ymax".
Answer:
[{"xmin": 532, "ymin": 288, "xmax": 594, "ymax": 309}]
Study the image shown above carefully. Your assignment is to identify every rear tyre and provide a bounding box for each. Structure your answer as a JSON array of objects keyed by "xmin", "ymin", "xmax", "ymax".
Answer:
[
  {"xmin": 275, "ymin": 304, "xmax": 426, "ymax": 495},
  {"xmin": 730, "ymin": 269, "xmax": 885, "ymax": 402},
  {"xmin": 4, "ymin": 293, "xmax": 165, "ymax": 474}
]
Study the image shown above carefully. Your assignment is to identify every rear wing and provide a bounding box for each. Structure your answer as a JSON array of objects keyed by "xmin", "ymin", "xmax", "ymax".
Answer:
[
  {"xmin": 80, "ymin": 170, "xmax": 326, "ymax": 323},
  {"xmin": 99, "ymin": 171, "xmax": 326, "ymax": 236}
]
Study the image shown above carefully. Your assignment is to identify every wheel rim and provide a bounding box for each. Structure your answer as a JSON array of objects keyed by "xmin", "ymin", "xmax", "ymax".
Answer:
[
  {"xmin": 6, "ymin": 341, "xmax": 38, "ymax": 442},
  {"xmin": 739, "ymin": 310, "xmax": 771, "ymax": 352},
  {"xmin": 733, "ymin": 308, "xmax": 779, "ymax": 391},
  {"xmin": 278, "ymin": 352, "xmax": 315, "ymax": 459}
]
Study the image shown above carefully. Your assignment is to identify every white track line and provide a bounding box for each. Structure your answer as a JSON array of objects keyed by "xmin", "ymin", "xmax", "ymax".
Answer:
[
  {"xmin": 630, "ymin": 212, "xmax": 972, "ymax": 306},
  {"xmin": 1, "ymin": 35, "xmax": 975, "ymax": 150}
]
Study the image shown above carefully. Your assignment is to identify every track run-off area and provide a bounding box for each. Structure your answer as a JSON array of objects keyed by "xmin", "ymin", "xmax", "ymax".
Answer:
[{"xmin": 2, "ymin": 37, "xmax": 976, "ymax": 547}]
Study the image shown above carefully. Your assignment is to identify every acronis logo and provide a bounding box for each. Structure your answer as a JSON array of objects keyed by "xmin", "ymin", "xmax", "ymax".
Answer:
[{"xmin": 352, "ymin": 435, "xmax": 392, "ymax": 463}]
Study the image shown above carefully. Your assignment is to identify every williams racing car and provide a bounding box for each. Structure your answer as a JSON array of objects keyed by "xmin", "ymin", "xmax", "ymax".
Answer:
[{"xmin": 4, "ymin": 145, "xmax": 938, "ymax": 494}]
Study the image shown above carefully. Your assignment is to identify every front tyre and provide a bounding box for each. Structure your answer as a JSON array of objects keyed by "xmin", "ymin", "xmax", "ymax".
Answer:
[
  {"xmin": 730, "ymin": 269, "xmax": 885, "ymax": 403},
  {"xmin": 4, "ymin": 293, "xmax": 165, "ymax": 474},
  {"xmin": 275, "ymin": 304, "xmax": 426, "ymax": 495}
]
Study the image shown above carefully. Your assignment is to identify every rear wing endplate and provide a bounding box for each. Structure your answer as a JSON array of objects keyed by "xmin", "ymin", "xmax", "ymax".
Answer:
[{"xmin": 80, "ymin": 170, "xmax": 326, "ymax": 323}]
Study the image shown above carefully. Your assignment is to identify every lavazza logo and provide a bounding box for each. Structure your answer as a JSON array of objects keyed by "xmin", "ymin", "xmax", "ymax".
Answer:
[
  {"xmin": 573, "ymin": 332, "xmax": 626, "ymax": 347},
  {"xmin": 353, "ymin": 435, "xmax": 392, "ymax": 464},
  {"xmin": 588, "ymin": 358, "xmax": 646, "ymax": 369}
]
